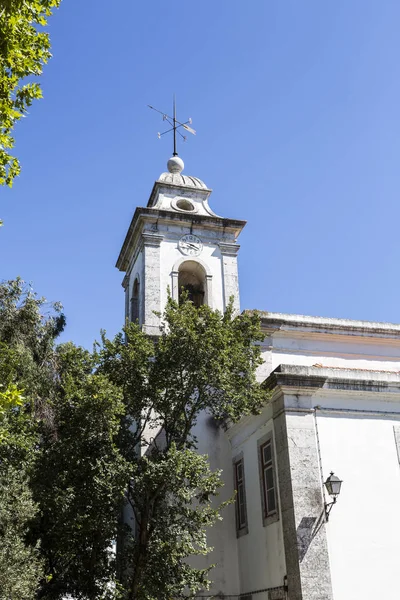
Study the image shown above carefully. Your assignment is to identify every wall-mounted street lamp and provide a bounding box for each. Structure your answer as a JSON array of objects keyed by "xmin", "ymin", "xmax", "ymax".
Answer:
[{"xmin": 324, "ymin": 472, "xmax": 343, "ymax": 521}]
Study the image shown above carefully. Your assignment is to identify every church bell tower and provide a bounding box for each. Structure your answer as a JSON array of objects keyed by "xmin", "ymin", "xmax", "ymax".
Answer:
[{"xmin": 116, "ymin": 155, "xmax": 246, "ymax": 333}]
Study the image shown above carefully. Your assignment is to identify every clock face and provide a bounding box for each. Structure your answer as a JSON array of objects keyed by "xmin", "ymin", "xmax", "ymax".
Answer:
[{"xmin": 178, "ymin": 234, "xmax": 203, "ymax": 257}]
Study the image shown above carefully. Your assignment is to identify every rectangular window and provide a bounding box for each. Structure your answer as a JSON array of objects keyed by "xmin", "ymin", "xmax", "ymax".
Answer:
[
  {"xmin": 234, "ymin": 457, "xmax": 248, "ymax": 534},
  {"xmin": 260, "ymin": 438, "xmax": 277, "ymax": 518}
]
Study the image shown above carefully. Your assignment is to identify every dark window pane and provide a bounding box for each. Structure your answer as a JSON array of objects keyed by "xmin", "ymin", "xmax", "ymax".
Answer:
[
  {"xmin": 267, "ymin": 488, "xmax": 276, "ymax": 514},
  {"xmin": 235, "ymin": 462, "xmax": 247, "ymax": 530},
  {"xmin": 239, "ymin": 503, "xmax": 246, "ymax": 527},
  {"xmin": 263, "ymin": 443, "xmax": 272, "ymax": 464},
  {"xmin": 265, "ymin": 466, "xmax": 274, "ymax": 491},
  {"xmin": 131, "ymin": 279, "xmax": 140, "ymax": 322},
  {"xmin": 236, "ymin": 483, "xmax": 246, "ymax": 529},
  {"xmin": 131, "ymin": 298, "xmax": 139, "ymax": 322},
  {"xmin": 238, "ymin": 484, "xmax": 244, "ymax": 505}
]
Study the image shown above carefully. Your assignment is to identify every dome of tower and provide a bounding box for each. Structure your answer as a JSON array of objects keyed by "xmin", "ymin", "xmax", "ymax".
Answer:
[
  {"xmin": 158, "ymin": 171, "xmax": 208, "ymax": 189},
  {"xmin": 157, "ymin": 156, "xmax": 208, "ymax": 189}
]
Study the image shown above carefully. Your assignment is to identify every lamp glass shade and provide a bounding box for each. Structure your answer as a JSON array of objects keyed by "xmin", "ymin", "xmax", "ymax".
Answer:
[{"xmin": 324, "ymin": 472, "xmax": 342, "ymax": 497}]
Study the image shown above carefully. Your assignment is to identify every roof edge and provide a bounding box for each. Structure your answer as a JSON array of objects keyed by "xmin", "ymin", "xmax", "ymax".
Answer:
[
  {"xmin": 243, "ymin": 310, "xmax": 400, "ymax": 339},
  {"xmin": 264, "ymin": 363, "xmax": 400, "ymax": 395}
]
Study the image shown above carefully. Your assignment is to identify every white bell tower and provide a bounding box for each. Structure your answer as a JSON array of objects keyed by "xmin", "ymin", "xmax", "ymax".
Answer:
[{"xmin": 116, "ymin": 155, "xmax": 246, "ymax": 334}]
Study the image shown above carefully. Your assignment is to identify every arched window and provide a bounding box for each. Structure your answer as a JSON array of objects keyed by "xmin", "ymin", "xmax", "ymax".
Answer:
[
  {"xmin": 130, "ymin": 277, "xmax": 140, "ymax": 322},
  {"xmin": 178, "ymin": 261, "xmax": 206, "ymax": 308}
]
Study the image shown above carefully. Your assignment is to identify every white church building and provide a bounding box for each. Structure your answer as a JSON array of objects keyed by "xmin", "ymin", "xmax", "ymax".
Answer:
[{"xmin": 116, "ymin": 154, "xmax": 400, "ymax": 600}]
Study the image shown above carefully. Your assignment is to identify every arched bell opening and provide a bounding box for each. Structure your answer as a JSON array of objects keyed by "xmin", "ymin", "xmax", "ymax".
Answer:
[
  {"xmin": 130, "ymin": 277, "xmax": 140, "ymax": 322},
  {"xmin": 178, "ymin": 260, "xmax": 207, "ymax": 308}
]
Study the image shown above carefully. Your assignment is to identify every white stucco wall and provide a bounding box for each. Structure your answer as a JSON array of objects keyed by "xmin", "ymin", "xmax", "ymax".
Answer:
[
  {"xmin": 190, "ymin": 406, "xmax": 288, "ymax": 597},
  {"xmin": 258, "ymin": 329, "xmax": 400, "ymax": 385},
  {"xmin": 228, "ymin": 406, "xmax": 287, "ymax": 594},
  {"xmin": 241, "ymin": 320, "xmax": 400, "ymax": 600},
  {"xmin": 190, "ymin": 412, "xmax": 241, "ymax": 596},
  {"xmin": 315, "ymin": 402, "xmax": 400, "ymax": 600}
]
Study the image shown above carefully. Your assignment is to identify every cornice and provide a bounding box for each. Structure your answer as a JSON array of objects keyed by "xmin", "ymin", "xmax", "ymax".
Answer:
[
  {"xmin": 142, "ymin": 231, "xmax": 163, "ymax": 247},
  {"xmin": 218, "ymin": 242, "xmax": 241, "ymax": 256},
  {"xmin": 264, "ymin": 364, "xmax": 400, "ymax": 397},
  {"xmin": 265, "ymin": 367, "xmax": 327, "ymax": 394},
  {"xmin": 246, "ymin": 311, "xmax": 400, "ymax": 341},
  {"xmin": 121, "ymin": 273, "xmax": 129, "ymax": 290},
  {"xmin": 116, "ymin": 207, "xmax": 246, "ymax": 272}
]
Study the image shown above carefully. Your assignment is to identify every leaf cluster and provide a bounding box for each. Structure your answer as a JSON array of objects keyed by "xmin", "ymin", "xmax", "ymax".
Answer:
[
  {"xmin": 0, "ymin": 0, "xmax": 61, "ymax": 187},
  {"xmin": 0, "ymin": 464, "xmax": 43, "ymax": 600}
]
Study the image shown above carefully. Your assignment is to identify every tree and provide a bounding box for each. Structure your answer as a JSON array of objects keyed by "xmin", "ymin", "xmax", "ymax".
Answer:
[
  {"xmin": 32, "ymin": 343, "xmax": 129, "ymax": 600},
  {"xmin": 98, "ymin": 297, "xmax": 267, "ymax": 600},
  {"xmin": 0, "ymin": 378, "xmax": 43, "ymax": 600},
  {"xmin": 0, "ymin": 351, "xmax": 43, "ymax": 600},
  {"xmin": 0, "ymin": 279, "xmax": 64, "ymax": 599},
  {"xmin": 0, "ymin": 279, "xmax": 127, "ymax": 600},
  {"xmin": 0, "ymin": 281, "xmax": 267, "ymax": 599},
  {"xmin": 0, "ymin": 0, "xmax": 61, "ymax": 188}
]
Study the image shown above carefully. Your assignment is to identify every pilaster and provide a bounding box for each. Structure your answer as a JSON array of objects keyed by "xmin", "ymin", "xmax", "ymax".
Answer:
[
  {"xmin": 123, "ymin": 273, "xmax": 130, "ymax": 321},
  {"xmin": 219, "ymin": 242, "xmax": 240, "ymax": 313},
  {"xmin": 273, "ymin": 394, "xmax": 333, "ymax": 600},
  {"xmin": 142, "ymin": 231, "xmax": 163, "ymax": 335}
]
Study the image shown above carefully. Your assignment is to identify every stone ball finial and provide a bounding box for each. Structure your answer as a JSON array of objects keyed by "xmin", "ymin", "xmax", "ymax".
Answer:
[{"xmin": 167, "ymin": 155, "xmax": 184, "ymax": 174}]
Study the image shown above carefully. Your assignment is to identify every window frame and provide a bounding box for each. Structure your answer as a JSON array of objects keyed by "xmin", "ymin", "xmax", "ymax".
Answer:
[
  {"xmin": 257, "ymin": 432, "xmax": 279, "ymax": 527},
  {"xmin": 233, "ymin": 452, "xmax": 248, "ymax": 537},
  {"xmin": 130, "ymin": 277, "xmax": 140, "ymax": 323}
]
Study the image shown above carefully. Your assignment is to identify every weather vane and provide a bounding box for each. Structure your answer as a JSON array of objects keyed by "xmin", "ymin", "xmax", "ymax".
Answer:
[{"xmin": 148, "ymin": 96, "xmax": 196, "ymax": 157}]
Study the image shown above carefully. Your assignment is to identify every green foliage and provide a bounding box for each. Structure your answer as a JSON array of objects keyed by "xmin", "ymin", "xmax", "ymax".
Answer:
[
  {"xmin": 0, "ymin": 278, "xmax": 64, "ymax": 599},
  {"xmin": 0, "ymin": 277, "xmax": 65, "ymax": 362},
  {"xmin": 0, "ymin": 382, "xmax": 23, "ymax": 410},
  {"xmin": 0, "ymin": 465, "xmax": 43, "ymax": 600},
  {"xmin": 98, "ymin": 296, "xmax": 267, "ymax": 600},
  {"xmin": 0, "ymin": 281, "xmax": 266, "ymax": 600},
  {"xmin": 0, "ymin": 278, "xmax": 128, "ymax": 600},
  {"xmin": 123, "ymin": 445, "xmax": 228, "ymax": 600},
  {"xmin": 0, "ymin": 381, "xmax": 24, "ymax": 442},
  {"xmin": 0, "ymin": 358, "xmax": 42, "ymax": 600},
  {"xmin": 32, "ymin": 343, "xmax": 129, "ymax": 600},
  {"xmin": 0, "ymin": 0, "xmax": 61, "ymax": 187},
  {"xmin": 99, "ymin": 297, "xmax": 265, "ymax": 451}
]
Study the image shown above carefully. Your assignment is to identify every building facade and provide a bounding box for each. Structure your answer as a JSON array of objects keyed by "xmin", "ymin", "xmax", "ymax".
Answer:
[{"xmin": 116, "ymin": 156, "xmax": 400, "ymax": 600}]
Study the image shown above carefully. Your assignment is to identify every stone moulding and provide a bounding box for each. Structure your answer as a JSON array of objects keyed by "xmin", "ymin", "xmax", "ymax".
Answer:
[
  {"xmin": 253, "ymin": 311, "xmax": 400, "ymax": 340},
  {"xmin": 264, "ymin": 364, "xmax": 400, "ymax": 398}
]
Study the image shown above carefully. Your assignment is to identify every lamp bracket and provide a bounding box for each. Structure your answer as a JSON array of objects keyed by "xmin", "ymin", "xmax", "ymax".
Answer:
[{"xmin": 324, "ymin": 497, "xmax": 337, "ymax": 521}]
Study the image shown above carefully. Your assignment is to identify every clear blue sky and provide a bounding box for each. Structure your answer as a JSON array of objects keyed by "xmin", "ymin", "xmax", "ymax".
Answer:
[{"xmin": 2, "ymin": 0, "xmax": 400, "ymax": 348}]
